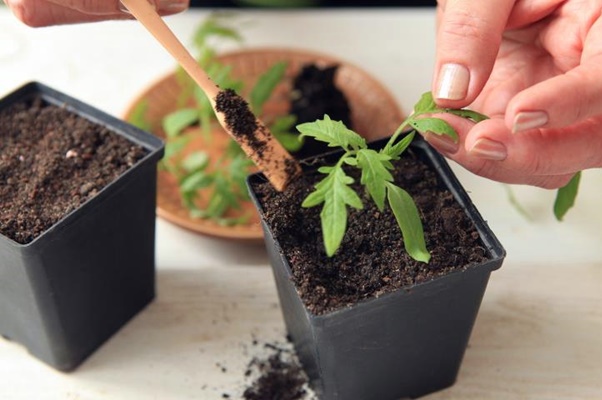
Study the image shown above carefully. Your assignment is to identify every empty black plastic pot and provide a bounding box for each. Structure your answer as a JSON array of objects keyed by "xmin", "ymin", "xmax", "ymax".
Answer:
[
  {"xmin": 0, "ymin": 82, "xmax": 164, "ymax": 371},
  {"xmin": 247, "ymin": 137, "xmax": 506, "ymax": 399}
]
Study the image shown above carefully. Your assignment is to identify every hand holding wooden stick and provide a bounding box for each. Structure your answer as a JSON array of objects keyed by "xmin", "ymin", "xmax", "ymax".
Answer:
[{"xmin": 120, "ymin": 0, "xmax": 301, "ymax": 191}]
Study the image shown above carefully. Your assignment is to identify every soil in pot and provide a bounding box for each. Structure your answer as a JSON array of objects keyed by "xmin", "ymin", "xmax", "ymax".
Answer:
[
  {"xmin": 251, "ymin": 146, "xmax": 489, "ymax": 315},
  {"xmin": 0, "ymin": 96, "xmax": 148, "ymax": 244}
]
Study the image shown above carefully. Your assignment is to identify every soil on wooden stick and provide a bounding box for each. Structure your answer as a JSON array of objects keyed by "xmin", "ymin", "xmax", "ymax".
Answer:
[
  {"xmin": 251, "ymin": 147, "xmax": 489, "ymax": 315},
  {"xmin": 215, "ymin": 88, "xmax": 267, "ymax": 153},
  {"xmin": 0, "ymin": 96, "xmax": 148, "ymax": 244}
]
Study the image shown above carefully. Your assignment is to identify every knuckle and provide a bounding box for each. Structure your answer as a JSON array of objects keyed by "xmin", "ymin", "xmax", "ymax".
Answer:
[{"xmin": 439, "ymin": 8, "xmax": 497, "ymax": 46}]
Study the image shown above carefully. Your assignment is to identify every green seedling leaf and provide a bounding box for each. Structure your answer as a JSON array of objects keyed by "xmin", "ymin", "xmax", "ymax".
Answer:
[
  {"xmin": 180, "ymin": 170, "xmax": 213, "ymax": 193},
  {"xmin": 163, "ymin": 135, "xmax": 191, "ymax": 161},
  {"xmin": 386, "ymin": 182, "xmax": 430, "ymax": 263},
  {"xmin": 271, "ymin": 114, "xmax": 297, "ymax": 132},
  {"xmin": 356, "ymin": 149, "xmax": 393, "ymax": 211},
  {"xmin": 412, "ymin": 91, "xmax": 439, "ymax": 114},
  {"xmin": 302, "ymin": 167, "xmax": 363, "ymax": 256},
  {"xmin": 297, "ymin": 115, "xmax": 366, "ymax": 150},
  {"xmin": 192, "ymin": 15, "xmax": 242, "ymax": 52},
  {"xmin": 273, "ymin": 131, "xmax": 304, "ymax": 152},
  {"xmin": 181, "ymin": 151, "xmax": 210, "ymax": 173},
  {"xmin": 163, "ymin": 108, "xmax": 199, "ymax": 138},
  {"xmin": 228, "ymin": 154, "xmax": 254, "ymax": 199},
  {"xmin": 270, "ymin": 115, "xmax": 303, "ymax": 152},
  {"xmin": 554, "ymin": 171, "xmax": 581, "ymax": 221},
  {"xmin": 410, "ymin": 117, "xmax": 458, "ymax": 142},
  {"xmin": 383, "ymin": 131, "xmax": 415, "ymax": 159},
  {"xmin": 445, "ymin": 108, "xmax": 489, "ymax": 123},
  {"xmin": 250, "ymin": 61, "xmax": 288, "ymax": 114}
]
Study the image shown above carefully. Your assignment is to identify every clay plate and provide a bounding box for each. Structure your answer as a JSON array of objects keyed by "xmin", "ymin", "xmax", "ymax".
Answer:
[{"xmin": 123, "ymin": 48, "xmax": 404, "ymax": 241}]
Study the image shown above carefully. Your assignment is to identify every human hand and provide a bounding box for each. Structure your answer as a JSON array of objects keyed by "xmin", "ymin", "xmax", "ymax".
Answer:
[
  {"xmin": 3, "ymin": 0, "xmax": 189, "ymax": 27},
  {"xmin": 427, "ymin": 0, "xmax": 602, "ymax": 189}
]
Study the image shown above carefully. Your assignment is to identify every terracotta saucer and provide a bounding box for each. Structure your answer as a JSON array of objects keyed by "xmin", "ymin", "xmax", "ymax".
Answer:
[{"xmin": 122, "ymin": 47, "xmax": 404, "ymax": 241}]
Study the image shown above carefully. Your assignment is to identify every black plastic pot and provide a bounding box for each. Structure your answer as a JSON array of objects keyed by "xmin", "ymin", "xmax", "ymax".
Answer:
[
  {"xmin": 247, "ymin": 137, "xmax": 506, "ymax": 399},
  {"xmin": 0, "ymin": 82, "xmax": 164, "ymax": 371}
]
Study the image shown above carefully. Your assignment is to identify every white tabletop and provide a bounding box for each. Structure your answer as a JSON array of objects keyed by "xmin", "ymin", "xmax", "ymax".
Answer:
[{"xmin": 1, "ymin": 6, "xmax": 601, "ymax": 400}]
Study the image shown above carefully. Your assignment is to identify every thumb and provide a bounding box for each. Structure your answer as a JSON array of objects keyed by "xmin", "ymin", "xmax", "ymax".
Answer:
[{"xmin": 433, "ymin": 0, "xmax": 516, "ymax": 107}]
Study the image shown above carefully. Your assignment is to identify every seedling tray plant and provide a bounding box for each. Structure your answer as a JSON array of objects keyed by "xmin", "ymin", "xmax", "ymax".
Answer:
[
  {"xmin": 247, "ymin": 93, "xmax": 506, "ymax": 399},
  {"xmin": 0, "ymin": 82, "xmax": 164, "ymax": 371}
]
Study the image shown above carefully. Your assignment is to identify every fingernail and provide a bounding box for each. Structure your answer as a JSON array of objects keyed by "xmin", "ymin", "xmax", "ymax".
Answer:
[
  {"xmin": 469, "ymin": 138, "xmax": 507, "ymax": 161},
  {"xmin": 156, "ymin": 0, "xmax": 188, "ymax": 12},
  {"xmin": 423, "ymin": 132, "xmax": 459, "ymax": 154},
  {"xmin": 435, "ymin": 63, "xmax": 470, "ymax": 101},
  {"xmin": 513, "ymin": 111, "xmax": 548, "ymax": 133}
]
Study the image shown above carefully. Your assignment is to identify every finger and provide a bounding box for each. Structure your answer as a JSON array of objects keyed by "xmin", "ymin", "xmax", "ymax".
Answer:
[
  {"xmin": 6, "ymin": 0, "xmax": 127, "ymax": 26},
  {"xmin": 505, "ymin": 0, "xmax": 565, "ymax": 30},
  {"xmin": 507, "ymin": 17, "xmax": 602, "ymax": 132},
  {"xmin": 433, "ymin": 0, "xmax": 516, "ymax": 107},
  {"xmin": 6, "ymin": 0, "xmax": 188, "ymax": 27},
  {"xmin": 420, "ymin": 114, "xmax": 601, "ymax": 188},
  {"xmin": 463, "ymin": 117, "xmax": 602, "ymax": 187}
]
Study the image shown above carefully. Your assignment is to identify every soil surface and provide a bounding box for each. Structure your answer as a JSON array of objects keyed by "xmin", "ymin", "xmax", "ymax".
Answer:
[
  {"xmin": 251, "ymin": 145, "xmax": 489, "ymax": 315},
  {"xmin": 0, "ymin": 96, "xmax": 148, "ymax": 244}
]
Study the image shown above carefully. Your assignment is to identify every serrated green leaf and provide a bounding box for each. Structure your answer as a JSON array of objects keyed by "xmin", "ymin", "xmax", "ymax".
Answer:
[
  {"xmin": 162, "ymin": 108, "xmax": 199, "ymax": 138},
  {"xmin": 413, "ymin": 92, "xmax": 438, "ymax": 114},
  {"xmin": 445, "ymin": 108, "xmax": 489, "ymax": 123},
  {"xmin": 302, "ymin": 167, "xmax": 363, "ymax": 256},
  {"xmin": 250, "ymin": 61, "xmax": 288, "ymax": 114},
  {"xmin": 410, "ymin": 117, "xmax": 459, "ymax": 142},
  {"xmin": 383, "ymin": 131, "xmax": 415, "ymax": 159},
  {"xmin": 554, "ymin": 171, "xmax": 581, "ymax": 221},
  {"xmin": 386, "ymin": 183, "xmax": 430, "ymax": 263},
  {"xmin": 356, "ymin": 149, "xmax": 393, "ymax": 211},
  {"xmin": 297, "ymin": 115, "xmax": 366, "ymax": 150}
]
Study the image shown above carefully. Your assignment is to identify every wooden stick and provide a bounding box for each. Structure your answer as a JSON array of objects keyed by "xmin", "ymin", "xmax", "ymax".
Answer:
[{"xmin": 120, "ymin": 0, "xmax": 301, "ymax": 191}]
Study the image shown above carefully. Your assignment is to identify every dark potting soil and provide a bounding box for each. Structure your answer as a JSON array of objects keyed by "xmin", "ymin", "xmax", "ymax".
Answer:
[
  {"xmin": 0, "ymin": 96, "xmax": 148, "ymax": 244},
  {"xmin": 252, "ymin": 147, "xmax": 489, "ymax": 315},
  {"xmin": 290, "ymin": 64, "xmax": 352, "ymax": 129},
  {"xmin": 241, "ymin": 340, "xmax": 316, "ymax": 400},
  {"xmin": 289, "ymin": 64, "xmax": 352, "ymax": 159},
  {"xmin": 215, "ymin": 88, "xmax": 260, "ymax": 146}
]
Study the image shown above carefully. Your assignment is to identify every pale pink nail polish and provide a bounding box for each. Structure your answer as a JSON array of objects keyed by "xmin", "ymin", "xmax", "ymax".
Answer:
[
  {"xmin": 469, "ymin": 138, "xmax": 507, "ymax": 161},
  {"xmin": 423, "ymin": 132, "xmax": 459, "ymax": 154},
  {"xmin": 513, "ymin": 111, "xmax": 548, "ymax": 133},
  {"xmin": 435, "ymin": 63, "xmax": 470, "ymax": 101}
]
